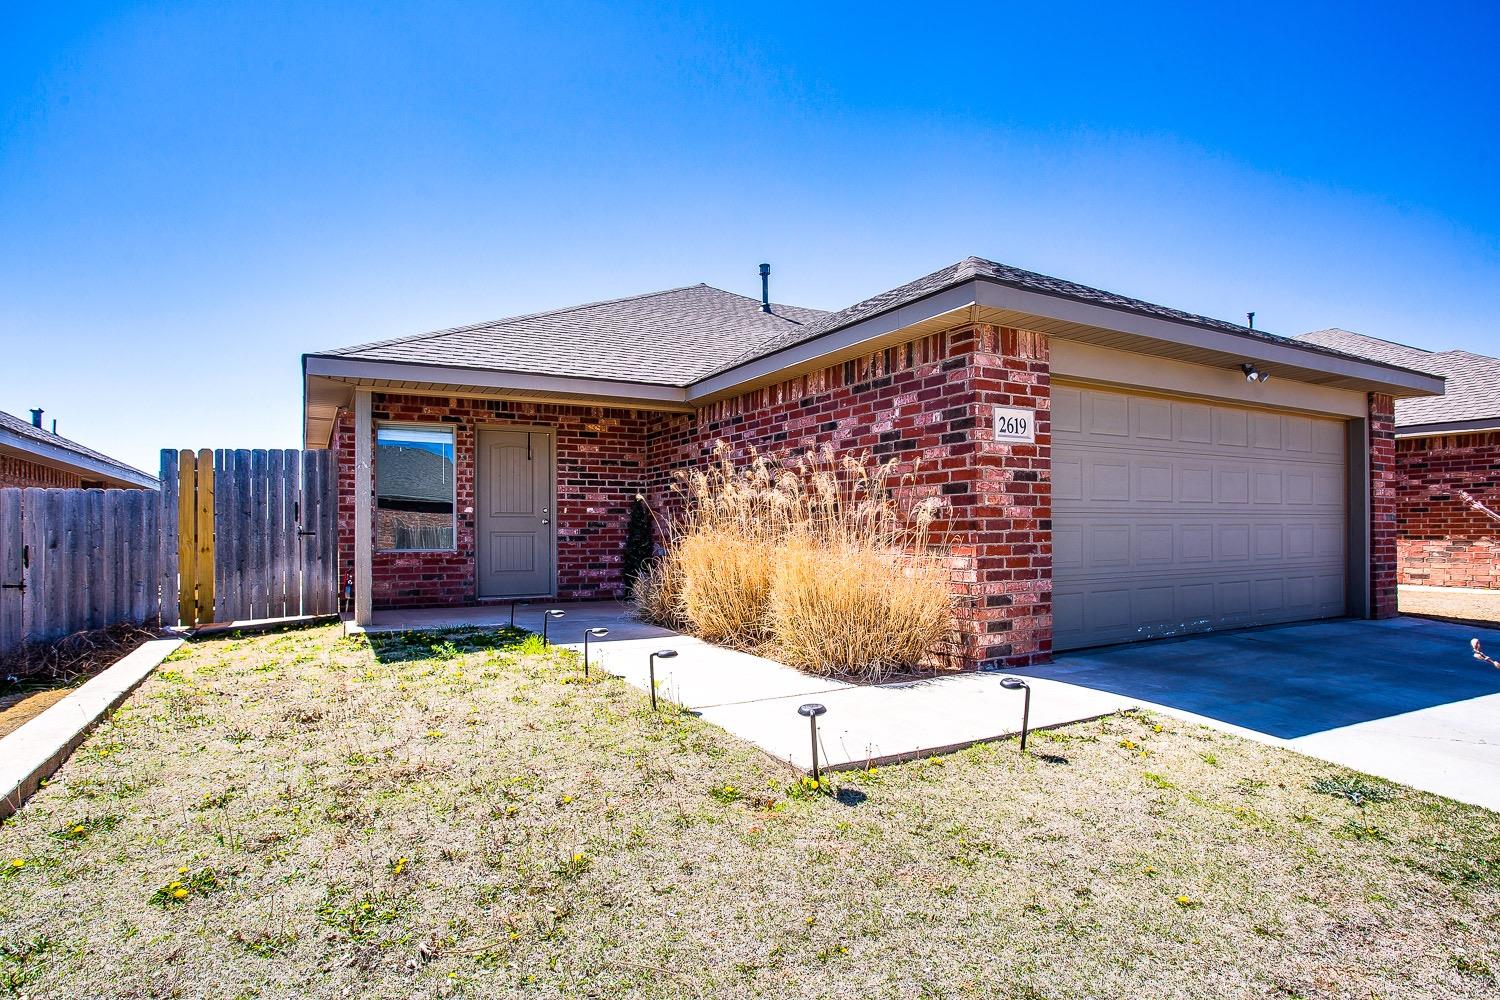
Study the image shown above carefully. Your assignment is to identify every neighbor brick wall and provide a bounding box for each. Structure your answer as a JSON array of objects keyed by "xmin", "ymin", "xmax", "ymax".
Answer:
[
  {"xmin": 335, "ymin": 394, "xmax": 651, "ymax": 608},
  {"xmin": 1395, "ymin": 430, "xmax": 1500, "ymax": 589},
  {"xmin": 1369, "ymin": 393, "xmax": 1399, "ymax": 618},
  {"xmin": 0, "ymin": 455, "xmax": 84, "ymax": 489},
  {"xmin": 645, "ymin": 323, "xmax": 1051, "ymax": 669}
]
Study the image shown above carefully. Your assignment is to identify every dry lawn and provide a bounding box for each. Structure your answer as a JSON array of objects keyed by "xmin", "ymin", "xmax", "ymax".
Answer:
[{"xmin": 2, "ymin": 624, "xmax": 1498, "ymax": 999}]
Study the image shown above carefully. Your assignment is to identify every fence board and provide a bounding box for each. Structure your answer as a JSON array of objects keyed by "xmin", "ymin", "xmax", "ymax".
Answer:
[
  {"xmin": 279, "ymin": 449, "xmax": 297, "ymax": 616},
  {"xmin": 0, "ymin": 491, "xmax": 21, "ymax": 655},
  {"xmin": 250, "ymin": 449, "xmax": 268, "ymax": 619},
  {"xmin": 194, "ymin": 449, "xmax": 214, "ymax": 624},
  {"xmin": 160, "ymin": 451, "xmax": 179, "ymax": 627}
]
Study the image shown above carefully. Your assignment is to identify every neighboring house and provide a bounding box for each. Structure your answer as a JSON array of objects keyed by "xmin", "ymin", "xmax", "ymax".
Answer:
[
  {"xmin": 1297, "ymin": 328, "xmax": 1499, "ymax": 590},
  {"xmin": 0, "ymin": 408, "xmax": 157, "ymax": 490},
  {"xmin": 303, "ymin": 257, "xmax": 1444, "ymax": 668}
]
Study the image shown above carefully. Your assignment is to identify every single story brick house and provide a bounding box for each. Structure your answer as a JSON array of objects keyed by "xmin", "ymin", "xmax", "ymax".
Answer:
[
  {"xmin": 303, "ymin": 258, "xmax": 1444, "ymax": 668},
  {"xmin": 1297, "ymin": 329, "xmax": 1498, "ymax": 590},
  {"xmin": 0, "ymin": 407, "xmax": 157, "ymax": 490}
]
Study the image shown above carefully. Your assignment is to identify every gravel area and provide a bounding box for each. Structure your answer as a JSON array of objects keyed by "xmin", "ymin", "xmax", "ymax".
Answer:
[
  {"xmin": 1400, "ymin": 586, "xmax": 1500, "ymax": 625},
  {"xmin": 1, "ymin": 624, "xmax": 1497, "ymax": 998}
]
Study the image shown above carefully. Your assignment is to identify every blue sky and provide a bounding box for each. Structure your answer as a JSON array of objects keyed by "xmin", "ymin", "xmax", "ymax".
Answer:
[{"xmin": 3, "ymin": 2, "xmax": 1497, "ymax": 473}]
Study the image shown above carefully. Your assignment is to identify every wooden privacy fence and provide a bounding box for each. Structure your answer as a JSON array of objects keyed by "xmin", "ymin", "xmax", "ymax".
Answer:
[
  {"xmin": 162, "ymin": 448, "xmax": 337, "ymax": 627},
  {"xmin": 0, "ymin": 487, "xmax": 162, "ymax": 656}
]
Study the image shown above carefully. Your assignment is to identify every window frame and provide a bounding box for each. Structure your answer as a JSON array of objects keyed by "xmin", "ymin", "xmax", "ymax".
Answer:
[{"xmin": 373, "ymin": 421, "xmax": 459, "ymax": 554}]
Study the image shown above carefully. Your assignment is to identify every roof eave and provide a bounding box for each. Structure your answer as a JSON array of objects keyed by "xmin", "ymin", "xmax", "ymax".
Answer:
[
  {"xmin": 687, "ymin": 276, "xmax": 1446, "ymax": 402},
  {"xmin": 301, "ymin": 354, "xmax": 695, "ymax": 449},
  {"xmin": 1395, "ymin": 417, "xmax": 1500, "ymax": 438},
  {"xmin": 0, "ymin": 429, "xmax": 158, "ymax": 489}
]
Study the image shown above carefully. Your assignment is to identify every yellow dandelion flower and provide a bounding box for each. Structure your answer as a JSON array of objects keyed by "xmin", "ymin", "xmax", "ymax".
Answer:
[
  {"xmin": 1175, "ymin": 895, "xmax": 1193, "ymax": 906},
  {"xmin": 9, "ymin": 859, "xmax": 24, "ymax": 869},
  {"xmin": 561, "ymin": 794, "xmax": 574, "ymax": 804},
  {"xmin": 177, "ymin": 866, "xmax": 188, "ymax": 874},
  {"xmin": 72, "ymin": 825, "xmax": 85, "ymax": 834},
  {"xmin": 173, "ymin": 888, "xmax": 189, "ymax": 899}
]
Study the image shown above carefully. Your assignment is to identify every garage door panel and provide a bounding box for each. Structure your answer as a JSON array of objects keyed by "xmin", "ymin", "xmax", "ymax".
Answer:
[{"xmin": 1054, "ymin": 385, "xmax": 1348, "ymax": 650}]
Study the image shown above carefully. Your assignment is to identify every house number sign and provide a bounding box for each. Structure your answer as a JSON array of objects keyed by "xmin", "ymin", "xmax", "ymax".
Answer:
[{"xmin": 992, "ymin": 406, "xmax": 1035, "ymax": 443}]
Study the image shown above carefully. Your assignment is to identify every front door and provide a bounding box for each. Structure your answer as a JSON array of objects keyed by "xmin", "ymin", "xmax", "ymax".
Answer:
[{"xmin": 477, "ymin": 428, "xmax": 555, "ymax": 598}]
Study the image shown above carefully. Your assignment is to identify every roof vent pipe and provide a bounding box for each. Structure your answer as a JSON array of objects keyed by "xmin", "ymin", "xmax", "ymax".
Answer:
[
  {"xmin": 29, "ymin": 408, "xmax": 42, "ymax": 428},
  {"xmin": 1246, "ymin": 311, "xmax": 1255, "ymax": 331},
  {"xmin": 759, "ymin": 263, "xmax": 771, "ymax": 313}
]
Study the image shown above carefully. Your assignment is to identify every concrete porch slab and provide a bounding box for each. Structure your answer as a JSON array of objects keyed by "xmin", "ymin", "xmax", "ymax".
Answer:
[{"xmin": 351, "ymin": 601, "xmax": 1136, "ymax": 772}]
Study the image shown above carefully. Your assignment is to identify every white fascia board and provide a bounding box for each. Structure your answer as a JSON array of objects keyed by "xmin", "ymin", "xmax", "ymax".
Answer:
[
  {"xmin": 973, "ymin": 280, "xmax": 1446, "ymax": 396},
  {"xmin": 0, "ymin": 430, "xmax": 158, "ymax": 489},
  {"xmin": 303, "ymin": 355, "xmax": 690, "ymax": 405},
  {"xmin": 686, "ymin": 283, "xmax": 980, "ymax": 401}
]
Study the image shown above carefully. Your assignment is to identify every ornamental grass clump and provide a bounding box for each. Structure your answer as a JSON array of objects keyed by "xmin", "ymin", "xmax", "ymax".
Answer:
[{"xmin": 635, "ymin": 442, "xmax": 953, "ymax": 681}]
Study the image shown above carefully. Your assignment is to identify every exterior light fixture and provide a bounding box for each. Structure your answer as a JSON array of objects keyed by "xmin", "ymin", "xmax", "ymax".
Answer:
[
  {"xmin": 798, "ymin": 703, "xmax": 828, "ymax": 784},
  {"xmin": 583, "ymin": 627, "xmax": 610, "ymax": 677},
  {"xmin": 1240, "ymin": 363, "xmax": 1271, "ymax": 384},
  {"xmin": 648, "ymin": 649, "xmax": 677, "ymax": 711},
  {"xmin": 999, "ymin": 677, "xmax": 1032, "ymax": 752},
  {"xmin": 542, "ymin": 609, "xmax": 566, "ymax": 645},
  {"xmin": 510, "ymin": 600, "xmax": 519, "ymax": 628}
]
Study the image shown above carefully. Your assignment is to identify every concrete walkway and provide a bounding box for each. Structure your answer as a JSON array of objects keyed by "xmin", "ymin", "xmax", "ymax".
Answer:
[
  {"xmin": 1022, "ymin": 616, "xmax": 1500, "ymax": 812},
  {"xmin": 350, "ymin": 602, "xmax": 1132, "ymax": 771}
]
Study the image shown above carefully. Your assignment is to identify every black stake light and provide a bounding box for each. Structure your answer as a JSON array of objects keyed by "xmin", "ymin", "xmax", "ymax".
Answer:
[
  {"xmin": 542, "ymin": 609, "xmax": 565, "ymax": 646},
  {"xmin": 509, "ymin": 600, "xmax": 518, "ymax": 628},
  {"xmin": 648, "ymin": 649, "xmax": 677, "ymax": 711},
  {"xmin": 798, "ymin": 703, "xmax": 828, "ymax": 784},
  {"xmin": 583, "ymin": 627, "xmax": 610, "ymax": 678},
  {"xmin": 999, "ymin": 677, "xmax": 1031, "ymax": 752}
]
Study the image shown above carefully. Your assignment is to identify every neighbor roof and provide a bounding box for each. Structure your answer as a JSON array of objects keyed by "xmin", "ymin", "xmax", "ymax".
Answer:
[
  {"xmin": 318, "ymin": 284, "xmax": 828, "ymax": 387},
  {"xmin": 0, "ymin": 409, "xmax": 157, "ymax": 488},
  {"xmin": 1296, "ymin": 328, "xmax": 1500, "ymax": 432}
]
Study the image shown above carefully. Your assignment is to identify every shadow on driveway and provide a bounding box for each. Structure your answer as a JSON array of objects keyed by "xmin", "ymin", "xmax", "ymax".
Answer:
[{"xmin": 1012, "ymin": 617, "xmax": 1500, "ymax": 740}]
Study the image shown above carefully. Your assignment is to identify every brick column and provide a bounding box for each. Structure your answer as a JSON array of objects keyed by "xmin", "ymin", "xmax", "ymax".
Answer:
[
  {"xmin": 1368, "ymin": 392, "xmax": 1398, "ymax": 619},
  {"xmin": 948, "ymin": 324, "xmax": 1052, "ymax": 668}
]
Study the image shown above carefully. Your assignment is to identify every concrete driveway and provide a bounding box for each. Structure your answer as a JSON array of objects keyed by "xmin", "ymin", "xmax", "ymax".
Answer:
[{"xmin": 1013, "ymin": 616, "xmax": 1500, "ymax": 812}]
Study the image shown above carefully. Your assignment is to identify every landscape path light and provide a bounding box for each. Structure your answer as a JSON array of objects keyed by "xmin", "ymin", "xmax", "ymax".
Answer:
[
  {"xmin": 583, "ymin": 627, "xmax": 610, "ymax": 678},
  {"xmin": 798, "ymin": 703, "xmax": 828, "ymax": 785},
  {"xmin": 999, "ymin": 677, "xmax": 1031, "ymax": 752},
  {"xmin": 648, "ymin": 649, "xmax": 677, "ymax": 711},
  {"xmin": 542, "ymin": 609, "xmax": 565, "ymax": 646}
]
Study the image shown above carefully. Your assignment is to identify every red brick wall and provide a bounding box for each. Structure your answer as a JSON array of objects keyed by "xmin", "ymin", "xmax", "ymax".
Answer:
[
  {"xmin": 1369, "ymin": 393, "xmax": 1399, "ymax": 618},
  {"xmin": 645, "ymin": 324, "xmax": 1051, "ymax": 669},
  {"xmin": 1395, "ymin": 430, "xmax": 1500, "ymax": 589},
  {"xmin": 0, "ymin": 455, "xmax": 85, "ymax": 489},
  {"xmin": 334, "ymin": 394, "xmax": 651, "ymax": 608}
]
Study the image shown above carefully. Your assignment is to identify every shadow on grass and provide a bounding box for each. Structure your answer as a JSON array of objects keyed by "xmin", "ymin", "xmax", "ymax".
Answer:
[
  {"xmin": 364, "ymin": 626, "xmax": 533, "ymax": 664},
  {"xmin": 834, "ymin": 787, "xmax": 868, "ymax": 807}
]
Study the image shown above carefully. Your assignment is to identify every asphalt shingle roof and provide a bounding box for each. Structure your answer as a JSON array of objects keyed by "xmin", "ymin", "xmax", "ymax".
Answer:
[
  {"xmin": 0, "ymin": 409, "xmax": 156, "ymax": 482},
  {"xmin": 1296, "ymin": 329, "xmax": 1500, "ymax": 429},
  {"xmin": 320, "ymin": 284, "xmax": 828, "ymax": 387},
  {"xmin": 316, "ymin": 258, "xmax": 1430, "ymax": 390}
]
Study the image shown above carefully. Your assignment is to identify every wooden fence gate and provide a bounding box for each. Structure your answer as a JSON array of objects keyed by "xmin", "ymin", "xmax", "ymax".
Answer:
[
  {"xmin": 0, "ymin": 487, "xmax": 162, "ymax": 655},
  {"xmin": 162, "ymin": 449, "xmax": 337, "ymax": 627}
]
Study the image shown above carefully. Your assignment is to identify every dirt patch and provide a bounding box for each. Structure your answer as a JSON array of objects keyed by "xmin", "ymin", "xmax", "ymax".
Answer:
[
  {"xmin": 0, "ymin": 687, "xmax": 73, "ymax": 738},
  {"xmin": 1400, "ymin": 587, "xmax": 1500, "ymax": 626}
]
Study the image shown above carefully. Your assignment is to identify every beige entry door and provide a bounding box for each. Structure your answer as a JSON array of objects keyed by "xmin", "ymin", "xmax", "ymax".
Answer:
[
  {"xmin": 1052, "ymin": 384, "xmax": 1348, "ymax": 651},
  {"xmin": 477, "ymin": 428, "xmax": 555, "ymax": 598}
]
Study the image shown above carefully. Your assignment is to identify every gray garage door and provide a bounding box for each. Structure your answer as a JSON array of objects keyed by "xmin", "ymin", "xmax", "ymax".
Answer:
[{"xmin": 1052, "ymin": 383, "xmax": 1347, "ymax": 651}]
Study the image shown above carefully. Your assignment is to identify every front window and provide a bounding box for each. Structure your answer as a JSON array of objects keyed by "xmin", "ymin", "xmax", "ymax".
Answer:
[{"xmin": 376, "ymin": 426, "xmax": 456, "ymax": 551}]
